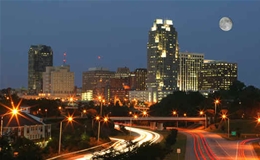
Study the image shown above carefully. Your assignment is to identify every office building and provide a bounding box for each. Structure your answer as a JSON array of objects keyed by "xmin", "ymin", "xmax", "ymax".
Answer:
[
  {"xmin": 42, "ymin": 65, "xmax": 74, "ymax": 97},
  {"xmin": 115, "ymin": 67, "xmax": 130, "ymax": 78},
  {"xmin": 179, "ymin": 52, "xmax": 204, "ymax": 91},
  {"xmin": 146, "ymin": 19, "xmax": 179, "ymax": 102},
  {"xmin": 82, "ymin": 67, "xmax": 114, "ymax": 100},
  {"xmin": 28, "ymin": 45, "xmax": 53, "ymax": 95},
  {"xmin": 199, "ymin": 60, "xmax": 238, "ymax": 92},
  {"xmin": 132, "ymin": 68, "xmax": 147, "ymax": 91}
]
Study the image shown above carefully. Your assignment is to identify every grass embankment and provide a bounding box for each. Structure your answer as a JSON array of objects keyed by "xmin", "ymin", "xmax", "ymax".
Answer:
[
  {"xmin": 207, "ymin": 119, "xmax": 260, "ymax": 140},
  {"xmin": 158, "ymin": 130, "xmax": 187, "ymax": 160},
  {"xmin": 252, "ymin": 141, "xmax": 260, "ymax": 159}
]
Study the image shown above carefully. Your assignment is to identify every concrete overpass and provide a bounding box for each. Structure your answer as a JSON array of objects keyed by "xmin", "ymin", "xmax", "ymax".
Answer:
[
  {"xmin": 110, "ymin": 116, "xmax": 209, "ymax": 130},
  {"xmin": 110, "ymin": 116, "xmax": 206, "ymax": 121}
]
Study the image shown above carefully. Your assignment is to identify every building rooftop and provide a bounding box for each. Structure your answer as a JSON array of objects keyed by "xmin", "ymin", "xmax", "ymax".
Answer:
[{"xmin": 1, "ymin": 112, "xmax": 44, "ymax": 127}]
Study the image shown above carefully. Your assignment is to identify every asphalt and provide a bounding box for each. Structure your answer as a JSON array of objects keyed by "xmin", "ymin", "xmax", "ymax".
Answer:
[{"xmin": 181, "ymin": 129, "xmax": 259, "ymax": 160}]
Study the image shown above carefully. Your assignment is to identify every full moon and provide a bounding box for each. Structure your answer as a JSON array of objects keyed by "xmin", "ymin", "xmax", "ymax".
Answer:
[{"xmin": 219, "ymin": 17, "xmax": 233, "ymax": 31}]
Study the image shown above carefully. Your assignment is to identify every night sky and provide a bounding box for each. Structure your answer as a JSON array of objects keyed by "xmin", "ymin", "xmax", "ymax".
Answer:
[{"xmin": 1, "ymin": 1, "xmax": 260, "ymax": 89}]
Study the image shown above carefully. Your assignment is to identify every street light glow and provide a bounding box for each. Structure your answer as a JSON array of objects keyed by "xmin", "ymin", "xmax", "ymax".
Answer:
[
  {"xmin": 222, "ymin": 114, "xmax": 227, "ymax": 119},
  {"xmin": 215, "ymin": 99, "xmax": 220, "ymax": 104},
  {"xmin": 96, "ymin": 116, "xmax": 100, "ymax": 120},
  {"xmin": 173, "ymin": 111, "xmax": 177, "ymax": 115},
  {"xmin": 12, "ymin": 109, "xmax": 18, "ymax": 115},
  {"xmin": 104, "ymin": 117, "xmax": 108, "ymax": 122},
  {"xmin": 200, "ymin": 111, "xmax": 204, "ymax": 115},
  {"xmin": 68, "ymin": 116, "xmax": 73, "ymax": 122},
  {"xmin": 257, "ymin": 118, "xmax": 260, "ymax": 123}
]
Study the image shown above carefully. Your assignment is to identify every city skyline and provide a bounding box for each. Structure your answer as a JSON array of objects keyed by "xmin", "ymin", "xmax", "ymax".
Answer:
[{"xmin": 1, "ymin": 1, "xmax": 260, "ymax": 89}]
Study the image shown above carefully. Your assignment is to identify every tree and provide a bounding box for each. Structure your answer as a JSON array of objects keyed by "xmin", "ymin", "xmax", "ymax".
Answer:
[
  {"xmin": 0, "ymin": 136, "xmax": 13, "ymax": 159},
  {"xmin": 12, "ymin": 137, "xmax": 43, "ymax": 160}
]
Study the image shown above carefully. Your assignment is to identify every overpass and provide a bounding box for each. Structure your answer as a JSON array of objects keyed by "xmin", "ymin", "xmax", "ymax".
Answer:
[
  {"xmin": 110, "ymin": 116, "xmax": 206, "ymax": 121},
  {"xmin": 110, "ymin": 116, "xmax": 209, "ymax": 130}
]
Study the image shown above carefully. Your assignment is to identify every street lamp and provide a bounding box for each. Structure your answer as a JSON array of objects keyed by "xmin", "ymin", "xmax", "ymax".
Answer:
[
  {"xmin": 130, "ymin": 115, "xmax": 138, "ymax": 137},
  {"xmin": 214, "ymin": 99, "xmax": 220, "ymax": 123},
  {"xmin": 142, "ymin": 111, "xmax": 148, "ymax": 116},
  {"xmin": 222, "ymin": 114, "xmax": 230, "ymax": 138},
  {"xmin": 97, "ymin": 98, "xmax": 104, "ymax": 142},
  {"xmin": 58, "ymin": 116, "xmax": 73, "ymax": 154},
  {"xmin": 1, "ymin": 108, "xmax": 19, "ymax": 136},
  {"xmin": 173, "ymin": 111, "xmax": 178, "ymax": 128},
  {"xmin": 199, "ymin": 111, "xmax": 207, "ymax": 129},
  {"xmin": 214, "ymin": 99, "xmax": 220, "ymax": 115}
]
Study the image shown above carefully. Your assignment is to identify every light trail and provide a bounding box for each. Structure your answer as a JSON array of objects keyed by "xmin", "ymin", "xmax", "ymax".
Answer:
[
  {"xmin": 74, "ymin": 125, "xmax": 161, "ymax": 160},
  {"xmin": 238, "ymin": 138, "xmax": 259, "ymax": 160}
]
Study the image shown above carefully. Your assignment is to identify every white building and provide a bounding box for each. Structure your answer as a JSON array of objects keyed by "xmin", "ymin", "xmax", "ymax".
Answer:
[
  {"xmin": 43, "ymin": 65, "xmax": 74, "ymax": 97},
  {"xmin": 1, "ymin": 106, "xmax": 51, "ymax": 147}
]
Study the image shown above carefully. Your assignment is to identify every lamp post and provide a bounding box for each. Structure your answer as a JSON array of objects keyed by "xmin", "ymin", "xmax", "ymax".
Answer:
[
  {"xmin": 97, "ymin": 98, "xmax": 104, "ymax": 142},
  {"xmin": 130, "ymin": 115, "xmax": 138, "ymax": 137},
  {"xmin": 58, "ymin": 116, "xmax": 73, "ymax": 154},
  {"xmin": 173, "ymin": 111, "xmax": 178, "ymax": 128},
  {"xmin": 200, "ymin": 111, "xmax": 207, "ymax": 129},
  {"xmin": 214, "ymin": 99, "xmax": 220, "ymax": 123},
  {"xmin": 222, "ymin": 114, "xmax": 230, "ymax": 138},
  {"xmin": 1, "ymin": 108, "xmax": 18, "ymax": 137}
]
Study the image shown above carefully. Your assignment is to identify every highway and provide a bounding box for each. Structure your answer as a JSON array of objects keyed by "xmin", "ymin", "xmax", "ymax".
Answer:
[
  {"xmin": 181, "ymin": 129, "xmax": 259, "ymax": 160},
  {"xmin": 237, "ymin": 138, "xmax": 259, "ymax": 160},
  {"xmin": 61, "ymin": 125, "xmax": 161, "ymax": 160}
]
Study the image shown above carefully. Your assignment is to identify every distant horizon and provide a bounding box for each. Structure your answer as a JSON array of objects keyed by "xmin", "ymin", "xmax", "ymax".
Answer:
[{"xmin": 1, "ymin": 1, "xmax": 260, "ymax": 89}]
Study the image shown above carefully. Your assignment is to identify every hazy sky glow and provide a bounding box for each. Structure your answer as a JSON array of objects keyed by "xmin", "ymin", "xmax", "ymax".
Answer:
[{"xmin": 1, "ymin": 1, "xmax": 260, "ymax": 88}]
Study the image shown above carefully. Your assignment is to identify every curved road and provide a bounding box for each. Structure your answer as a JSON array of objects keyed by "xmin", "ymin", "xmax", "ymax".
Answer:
[
  {"xmin": 68, "ymin": 125, "xmax": 161, "ymax": 160},
  {"xmin": 181, "ymin": 129, "xmax": 259, "ymax": 160}
]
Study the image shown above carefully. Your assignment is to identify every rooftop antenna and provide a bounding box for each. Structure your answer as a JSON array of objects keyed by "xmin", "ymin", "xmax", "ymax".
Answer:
[{"xmin": 63, "ymin": 52, "xmax": 66, "ymax": 65}]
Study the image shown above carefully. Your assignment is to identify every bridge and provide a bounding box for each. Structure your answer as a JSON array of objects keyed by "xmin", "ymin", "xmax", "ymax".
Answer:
[
  {"xmin": 110, "ymin": 116, "xmax": 206, "ymax": 121},
  {"xmin": 110, "ymin": 116, "xmax": 209, "ymax": 130}
]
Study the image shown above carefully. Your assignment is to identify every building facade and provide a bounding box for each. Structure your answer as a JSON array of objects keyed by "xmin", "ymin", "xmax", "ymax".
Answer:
[
  {"xmin": 146, "ymin": 19, "xmax": 179, "ymax": 102},
  {"xmin": 179, "ymin": 52, "xmax": 204, "ymax": 92},
  {"xmin": 1, "ymin": 107, "xmax": 51, "ymax": 147},
  {"xmin": 199, "ymin": 60, "xmax": 238, "ymax": 92},
  {"xmin": 28, "ymin": 45, "xmax": 53, "ymax": 95},
  {"xmin": 132, "ymin": 68, "xmax": 147, "ymax": 91},
  {"xmin": 42, "ymin": 65, "xmax": 74, "ymax": 97},
  {"xmin": 82, "ymin": 67, "xmax": 115, "ymax": 100}
]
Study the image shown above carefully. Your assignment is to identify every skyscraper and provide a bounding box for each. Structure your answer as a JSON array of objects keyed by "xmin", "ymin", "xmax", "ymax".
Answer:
[
  {"xmin": 28, "ymin": 45, "xmax": 53, "ymax": 95},
  {"xmin": 146, "ymin": 19, "xmax": 179, "ymax": 102},
  {"xmin": 179, "ymin": 52, "xmax": 204, "ymax": 91}
]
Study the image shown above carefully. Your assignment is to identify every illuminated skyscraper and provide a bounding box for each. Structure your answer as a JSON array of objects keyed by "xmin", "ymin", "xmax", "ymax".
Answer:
[
  {"xmin": 179, "ymin": 52, "xmax": 204, "ymax": 91},
  {"xmin": 199, "ymin": 60, "xmax": 238, "ymax": 92},
  {"xmin": 28, "ymin": 45, "xmax": 53, "ymax": 95},
  {"xmin": 146, "ymin": 19, "xmax": 179, "ymax": 102}
]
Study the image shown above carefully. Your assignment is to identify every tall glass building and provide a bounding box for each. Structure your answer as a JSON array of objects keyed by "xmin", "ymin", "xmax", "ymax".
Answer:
[
  {"xmin": 179, "ymin": 52, "xmax": 204, "ymax": 92},
  {"xmin": 146, "ymin": 19, "xmax": 179, "ymax": 102},
  {"xmin": 28, "ymin": 45, "xmax": 53, "ymax": 95}
]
